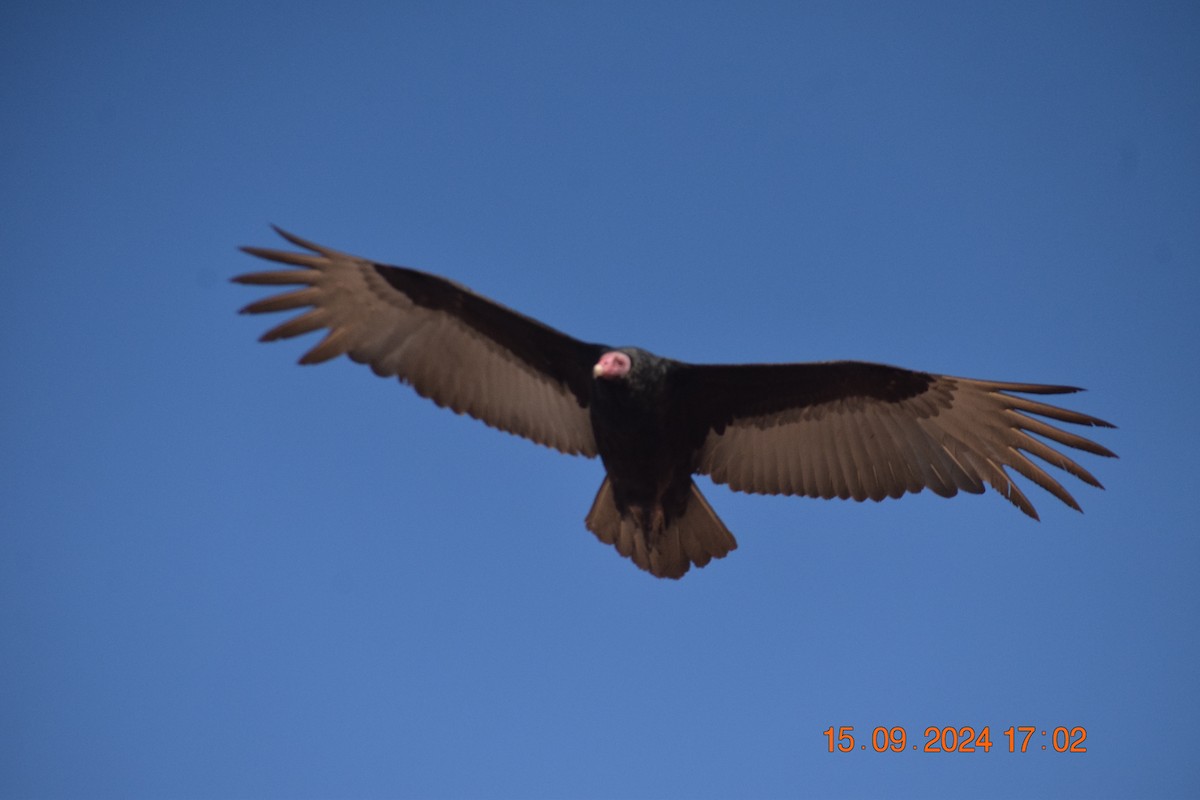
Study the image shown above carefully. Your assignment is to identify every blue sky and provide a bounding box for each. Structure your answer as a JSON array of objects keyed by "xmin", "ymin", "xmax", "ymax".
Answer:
[{"xmin": 2, "ymin": 2, "xmax": 1197, "ymax": 797}]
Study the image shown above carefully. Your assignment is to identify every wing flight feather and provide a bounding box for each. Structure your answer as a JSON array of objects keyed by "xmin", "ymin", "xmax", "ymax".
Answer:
[
  {"xmin": 682, "ymin": 363, "xmax": 1115, "ymax": 519},
  {"xmin": 234, "ymin": 228, "xmax": 602, "ymax": 456}
]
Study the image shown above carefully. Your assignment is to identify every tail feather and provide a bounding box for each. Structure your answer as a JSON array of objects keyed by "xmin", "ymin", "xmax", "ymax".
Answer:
[
  {"xmin": 584, "ymin": 478, "xmax": 738, "ymax": 579},
  {"xmin": 649, "ymin": 526, "xmax": 685, "ymax": 578}
]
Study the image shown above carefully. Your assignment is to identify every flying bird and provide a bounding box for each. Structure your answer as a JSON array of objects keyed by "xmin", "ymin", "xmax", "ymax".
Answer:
[{"xmin": 235, "ymin": 228, "xmax": 1115, "ymax": 579}]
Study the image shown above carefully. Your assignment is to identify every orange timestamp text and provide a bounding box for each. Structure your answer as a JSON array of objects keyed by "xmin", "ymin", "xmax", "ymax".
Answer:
[{"xmin": 822, "ymin": 725, "xmax": 1087, "ymax": 753}]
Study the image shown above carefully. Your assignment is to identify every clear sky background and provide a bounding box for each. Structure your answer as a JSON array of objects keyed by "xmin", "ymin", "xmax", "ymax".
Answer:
[{"xmin": 2, "ymin": 2, "xmax": 1197, "ymax": 798}]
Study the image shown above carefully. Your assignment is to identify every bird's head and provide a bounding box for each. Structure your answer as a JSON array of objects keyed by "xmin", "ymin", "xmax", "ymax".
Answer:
[{"xmin": 593, "ymin": 350, "xmax": 632, "ymax": 380}]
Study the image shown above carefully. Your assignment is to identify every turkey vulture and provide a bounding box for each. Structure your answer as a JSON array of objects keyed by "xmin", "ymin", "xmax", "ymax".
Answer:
[{"xmin": 234, "ymin": 228, "xmax": 1115, "ymax": 579}]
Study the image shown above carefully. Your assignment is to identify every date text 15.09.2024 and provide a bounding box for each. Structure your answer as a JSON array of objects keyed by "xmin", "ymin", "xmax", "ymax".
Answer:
[{"xmin": 823, "ymin": 726, "xmax": 1087, "ymax": 753}]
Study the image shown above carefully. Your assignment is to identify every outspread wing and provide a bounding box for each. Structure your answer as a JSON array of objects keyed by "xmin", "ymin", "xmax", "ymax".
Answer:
[
  {"xmin": 234, "ymin": 228, "xmax": 604, "ymax": 456},
  {"xmin": 675, "ymin": 361, "xmax": 1115, "ymax": 519}
]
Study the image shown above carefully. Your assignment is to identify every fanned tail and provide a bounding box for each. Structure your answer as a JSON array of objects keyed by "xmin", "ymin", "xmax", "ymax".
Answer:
[{"xmin": 584, "ymin": 478, "xmax": 738, "ymax": 579}]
